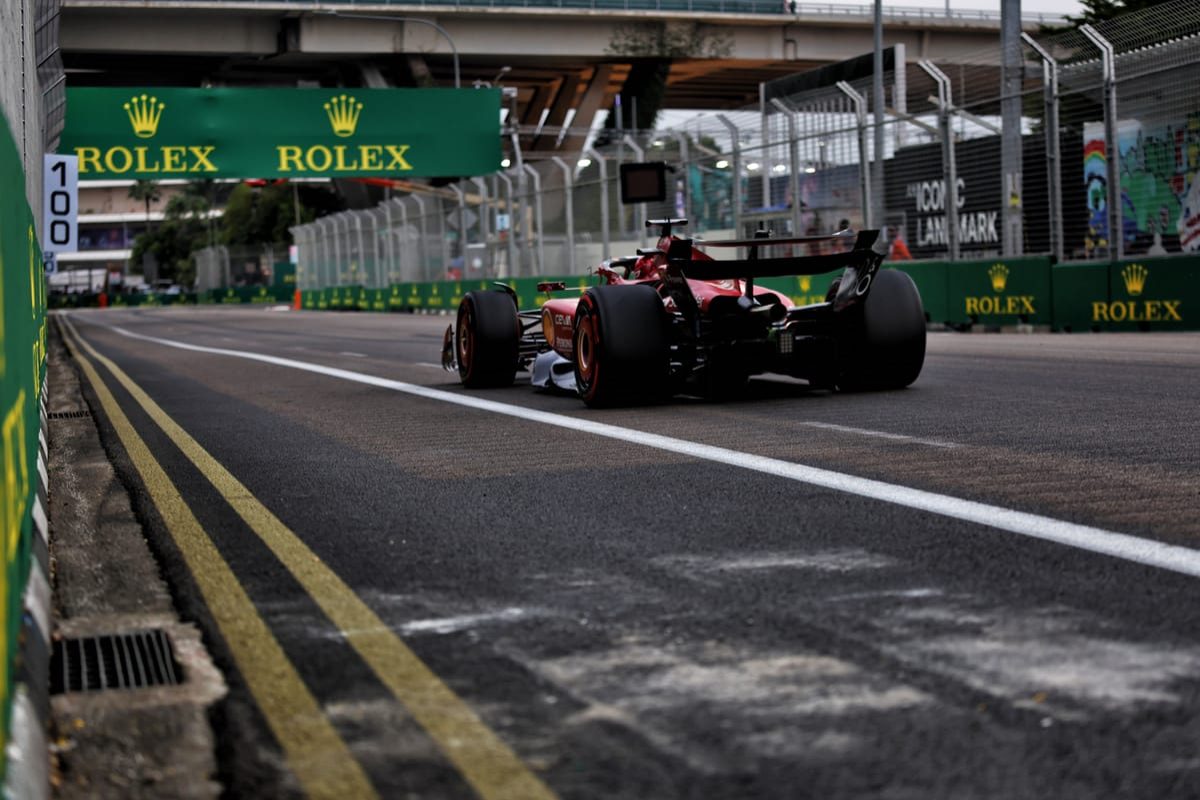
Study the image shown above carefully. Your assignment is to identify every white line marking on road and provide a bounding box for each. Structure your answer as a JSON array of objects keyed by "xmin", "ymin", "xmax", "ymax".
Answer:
[
  {"xmin": 97, "ymin": 321, "xmax": 1200, "ymax": 580},
  {"xmin": 339, "ymin": 351, "xmax": 368, "ymax": 358},
  {"xmin": 400, "ymin": 608, "xmax": 530, "ymax": 635},
  {"xmin": 799, "ymin": 421, "xmax": 961, "ymax": 449},
  {"xmin": 415, "ymin": 362, "xmax": 447, "ymax": 370}
]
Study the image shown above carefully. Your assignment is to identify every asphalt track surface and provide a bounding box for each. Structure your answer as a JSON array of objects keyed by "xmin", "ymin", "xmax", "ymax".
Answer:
[{"xmin": 57, "ymin": 306, "xmax": 1200, "ymax": 800}]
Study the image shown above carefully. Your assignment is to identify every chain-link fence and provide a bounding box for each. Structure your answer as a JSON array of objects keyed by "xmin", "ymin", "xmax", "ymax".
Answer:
[
  {"xmin": 289, "ymin": 0, "xmax": 1200, "ymax": 290},
  {"xmin": 194, "ymin": 243, "xmax": 287, "ymax": 292}
]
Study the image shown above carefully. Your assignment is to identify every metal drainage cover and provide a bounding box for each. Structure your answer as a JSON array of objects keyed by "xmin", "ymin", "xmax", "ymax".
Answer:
[
  {"xmin": 48, "ymin": 410, "xmax": 91, "ymax": 420},
  {"xmin": 51, "ymin": 629, "xmax": 183, "ymax": 694}
]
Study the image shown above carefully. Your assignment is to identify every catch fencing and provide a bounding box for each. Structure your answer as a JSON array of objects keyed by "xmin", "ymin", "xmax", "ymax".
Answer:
[{"xmin": 286, "ymin": 0, "xmax": 1200, "ymax": 330}]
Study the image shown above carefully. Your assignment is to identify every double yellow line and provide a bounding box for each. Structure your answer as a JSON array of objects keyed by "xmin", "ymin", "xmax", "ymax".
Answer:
[{"xmin": 59, "ymin": 316, "xmax": 556, "ymax": 800}]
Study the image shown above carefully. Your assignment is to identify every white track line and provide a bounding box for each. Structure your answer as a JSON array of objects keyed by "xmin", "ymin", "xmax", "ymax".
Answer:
[
  {"xmin": 799, "ymin": 421, "xmax": 961, "ymax": 449},
  {"xmin": 90, "ymin": 320, "xmax": 1200, "ymax": 580}
]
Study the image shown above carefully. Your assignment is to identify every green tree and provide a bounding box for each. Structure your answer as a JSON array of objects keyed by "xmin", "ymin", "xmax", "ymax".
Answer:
[
  {"xmin": 1064, "ymin": 0, "xmax": 1175, "ymax": 25},
  {"xmin": 130, "ymin": 192, "xmax": 211, "ymax": 287},
  {"xmin": 127, "ymin": 180, "xmax": 160, "ymax": 226},
  {"xmin": 220, "ymin": 181, "xmax": 344, "ymax": 247}
]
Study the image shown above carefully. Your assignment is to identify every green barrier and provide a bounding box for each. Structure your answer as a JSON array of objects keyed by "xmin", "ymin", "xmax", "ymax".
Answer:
[
  {"xmin": 1103, "ymin": 256, "xmax": 1199, "ymax": 331},
  {"xmin": 299, "ymin": 255, "xmax": 1200, "ymax": 333},
  {"xmin": 48, "ymin": 293, "xmax": 101, "ymax": 310},
  {"xmin": 272, "ymin": 261, "xmax": 296, "ymax": 289},
  {"xmin": 945, "ymin": 256, "xmax": 1053, "ymax": 327},
  {"xmin": 424, "ymin": 282, "xmax": 454, "ymax": 312},
  {"xmin": 1051, "ymin": 263, "xmax": 1109, "ymax": 332},
  {"xmin": 364, "ymin": 288, "xmax": 388, "ymax": 312},
  {"xmin": 208, "ymin": 286, "xmax": 290, "ymax": 304},
  {"xmin": 890, "ymin": 261, "xmax": 950, "ymax": 325},
  {"xmin": 0, "ymin": 114, "xmax": 47, "ymax": 775},
  {"xmin": 328, "ymin": 285, "xmax": 362, "ymax": 309},
  {"xmin": 397, "ymin": 282, "xmax": 427, "ymax": 310},
  {"xmin": 758, "ymin": 273, "xmax": 837, "ymax": 307}
]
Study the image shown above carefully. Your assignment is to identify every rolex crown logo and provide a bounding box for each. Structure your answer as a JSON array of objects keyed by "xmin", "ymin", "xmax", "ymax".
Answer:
[
  {"xmin": 988, "ymin": 263, "xmax": 1009, "ymax": 293},
  {"xmin": 124, "ymin": 94, "xmax": 165, "ymax": 138},
  {"xmin": 324, "ymin": 94, "xmax": 363, "ymax": 138},
  {"xmin": 1122, "ymin": 263, "xmax": 1148, "ymax": 296},
  {"xmin": 799, "ymin": 276, "xmax": 811, "ymax": 292}
]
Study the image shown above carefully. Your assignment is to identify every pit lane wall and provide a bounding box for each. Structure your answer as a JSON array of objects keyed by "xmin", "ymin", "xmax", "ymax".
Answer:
[
  {"xmin": 286, "ymin": 255, "xmax": 1200, "ymax": 332},
  {"xmin": 0, "ymin": 98, "xmax": 50, "ymax": 790}
]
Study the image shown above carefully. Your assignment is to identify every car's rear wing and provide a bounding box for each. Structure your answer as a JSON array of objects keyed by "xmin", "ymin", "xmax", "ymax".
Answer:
[
  {"xmin": 666, "ymin": 229, "xmax": 880, "ymax": 281},
  {"xmin": 662, "ymin": 229, "xmax": 885, "ymax": 320}
]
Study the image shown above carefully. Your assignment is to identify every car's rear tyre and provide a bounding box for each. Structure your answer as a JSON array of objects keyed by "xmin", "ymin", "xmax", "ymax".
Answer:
[
  {"xmin": 574, "ymin": 284, "xmax": 669, "ymax": 407},
  {"xmin": 838, "ymin": 268, "xmax": 926, "ymax": 391},
  {"xmin": 456, "ymin": 290, "xmax": 520, "ymax": 388}
]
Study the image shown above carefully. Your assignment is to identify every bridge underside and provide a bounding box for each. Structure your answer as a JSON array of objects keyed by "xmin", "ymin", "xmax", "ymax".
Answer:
[
  {"xmin": 64, "ymin": 49, "xmax": 823, "ymax": 153},
  {"xmin": 61, "ymin": 4, "xmax": 1014, "ymax": 154}
]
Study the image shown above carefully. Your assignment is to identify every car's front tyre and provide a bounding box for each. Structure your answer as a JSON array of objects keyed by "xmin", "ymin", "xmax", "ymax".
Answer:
[{"xmin": 456, "ymin": 290, "xmax": 520, "ymax": 388}]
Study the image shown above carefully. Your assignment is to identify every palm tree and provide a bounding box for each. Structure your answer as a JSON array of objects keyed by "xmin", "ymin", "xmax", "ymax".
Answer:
[{"xmin": 128, "ymin": 180, "xmax": 161, "ymax": 231}]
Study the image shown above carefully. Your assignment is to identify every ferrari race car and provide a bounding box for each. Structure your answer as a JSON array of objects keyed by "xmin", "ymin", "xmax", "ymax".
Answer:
[{"xmin": 441, "ymin": 219, "xmax": 925, "ymax": 407}]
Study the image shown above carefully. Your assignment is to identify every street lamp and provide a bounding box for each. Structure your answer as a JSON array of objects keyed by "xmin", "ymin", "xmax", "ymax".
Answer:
[{"xmin": 317, "ymin": 10, "xmax": 461, "ymax": 89}]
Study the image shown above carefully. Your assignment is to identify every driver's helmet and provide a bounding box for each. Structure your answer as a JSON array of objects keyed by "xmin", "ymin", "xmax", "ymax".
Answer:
[{"xmin": 630, "ymin": 254, "xmax": 660, "ymax": 280}]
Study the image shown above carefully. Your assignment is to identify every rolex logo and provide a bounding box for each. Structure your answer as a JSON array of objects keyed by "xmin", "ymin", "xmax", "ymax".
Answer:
[
  {"xmin": 324, "ymin": 94, "xmax": 363, "ymax": 138},
  {"xmin": 799, "ymin": 276, "xmax": 811, "ymax": 292},
  {"xmin": 1122, "ymin": 263, "xmax": 1147, "ymax": 296},
  {"xmin": 124, "ymin": 94, "xmax": 165, "ymax": 138},
  {"xmin": 988, "ymin": 263, "xmax": 1009, "ymax": 293}
]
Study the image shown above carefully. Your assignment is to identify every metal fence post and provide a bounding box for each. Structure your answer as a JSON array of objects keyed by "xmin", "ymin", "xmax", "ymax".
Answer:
[
  {"xmin": 586, "ymin": 147, "xmax": 610, "ymax": 261},
  {"xmin": 367, "ymin": 208, "xmax": 385, "ymax": 289},
  {"xmin": 550, "ymin": 157, "xmax": 575, "ymax": 275},
  {"xmin": 521, "ymin": 163, "xmax": 545, "ymax": 276},
  {"xmin": 671, "ymin": 132, "xmax": 691, "ymax": 222},
  {"xmin": 450, "ymin": 184, "xmax": 469, "ymax": 277},
  {"xmin": 1023, "ymin": 33, "xmax": 1063, "ymax": 263},
  {"xmin": 716, "ymin": 115, "xmax": 741, "ymax": 238},
  {"xmin": 471, "ymin": 177, "xmax": 492, "ymax": 276},
  {"xmin": 354, "ymin": 212, "xmax": 368, "ymax": 286},
  {"xmin": 918, "ymin": 60, "xmax": 960, "ymax": 260},
  {"xmin": 495, "ymin": 172, "xmax": 517, "ymax": 279},
  {"xmin": 1080, "ymin": 24, "xmax": 1121, "ymax": 260},
  {"xmin": 1000, "ymin": 0, "xmax": 1024, "ymax": 257},
  {"xmin": 770, "ymin": 98, "xmax": 802, "ymax": 238},
  {"xmin": 333, "ymin": 213, "xmax": 348, "ymax": 285},
  {"xmin": 409, "ymin": 194, "xmax": 429, "ymax": 281},
  {"xmin": 388, "ymin": 198, "xmax": 406, "ymax": 283},
  {"xmin": 320, "ymin": 218, "xmax": 335, "ymax": 289},
  {"xmin": 381, "ymin": 201, "xmax": 395, "ymax": 283},
  {"xmin": 836, "ymin": 81, "xmax": 873, "ymax": 230},
  {"xmin": 314, "ymin": 220, "xmax": 327, "ymax": 289}
]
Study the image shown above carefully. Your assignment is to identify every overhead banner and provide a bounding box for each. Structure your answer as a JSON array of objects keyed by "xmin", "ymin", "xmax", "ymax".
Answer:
[{"xmin": 60, "ymin": 87, "xmax": 501, "ymax": 179}]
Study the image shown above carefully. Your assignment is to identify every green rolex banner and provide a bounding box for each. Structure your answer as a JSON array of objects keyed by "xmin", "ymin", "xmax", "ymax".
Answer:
[{"xmin": 60, "ymin": 87, "xmax": 501, "ymax": 179}]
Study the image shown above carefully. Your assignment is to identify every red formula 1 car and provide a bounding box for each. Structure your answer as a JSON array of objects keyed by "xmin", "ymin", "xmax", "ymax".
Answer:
[{"xmin": 442, "ymin": 219, "xmax": 925, "ymax": 407}]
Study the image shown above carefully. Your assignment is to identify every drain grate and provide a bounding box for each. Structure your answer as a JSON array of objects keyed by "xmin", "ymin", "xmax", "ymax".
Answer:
[
  {"xmin": 50, "ymin": 629, "xmax": 183, "ymax": 694},
  {"xmin": 48, "ymin": 409, "xmax": 91, "ymax": 420}
]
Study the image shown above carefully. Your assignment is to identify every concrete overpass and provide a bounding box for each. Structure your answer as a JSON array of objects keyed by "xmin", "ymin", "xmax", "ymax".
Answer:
[{"xmin": 62, "ymin": 1, "xmax": 1062, "ymax": 151}]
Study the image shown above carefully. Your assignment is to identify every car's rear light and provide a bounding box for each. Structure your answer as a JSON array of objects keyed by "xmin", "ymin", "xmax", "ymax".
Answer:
[{"xmin": 778, "ymin": 331, "xmax": 794, "ymax": 355}]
